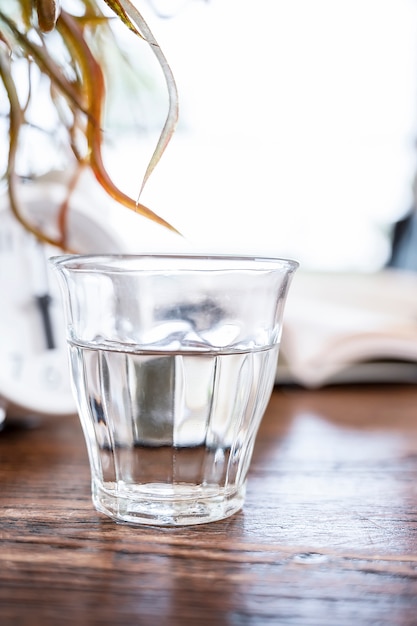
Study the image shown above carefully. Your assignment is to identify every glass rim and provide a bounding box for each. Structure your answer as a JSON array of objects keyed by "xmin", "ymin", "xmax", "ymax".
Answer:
[{"xmin": 49, "ymin": 252, "xmax": 299, "ymax": 273}]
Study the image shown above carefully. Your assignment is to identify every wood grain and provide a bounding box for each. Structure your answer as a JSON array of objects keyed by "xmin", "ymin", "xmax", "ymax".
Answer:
[{"xmin": 1, "ymin": 385, "xmax": 417, "ymax": 625}]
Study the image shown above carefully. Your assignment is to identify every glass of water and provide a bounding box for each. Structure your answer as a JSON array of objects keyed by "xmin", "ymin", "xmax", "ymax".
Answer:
[{"xmin": 50, "ymin": 254, "xmax": 298, "ymax": 526}]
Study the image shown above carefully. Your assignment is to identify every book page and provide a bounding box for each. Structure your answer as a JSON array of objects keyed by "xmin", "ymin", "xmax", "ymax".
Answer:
[{"xmin": 278, "ymin": 269, "xmax": 417, "ymax": 387}]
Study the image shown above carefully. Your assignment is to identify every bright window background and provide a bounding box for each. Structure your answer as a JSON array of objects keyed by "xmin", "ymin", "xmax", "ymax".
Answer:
[{"xmin": 104, "ymin": 0, "xmax": 417, "ymax": 271}]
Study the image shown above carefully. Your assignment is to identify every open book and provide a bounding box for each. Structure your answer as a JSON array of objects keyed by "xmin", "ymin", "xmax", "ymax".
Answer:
[{"xmin": 276, "ymin": 269, "xmax": 417, "ymax": 387}]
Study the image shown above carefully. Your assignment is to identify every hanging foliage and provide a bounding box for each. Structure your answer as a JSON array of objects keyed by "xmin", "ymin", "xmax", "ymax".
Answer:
[{"xmin": 0, "ymin": 0, "xmax": 180, "ymax": 249}]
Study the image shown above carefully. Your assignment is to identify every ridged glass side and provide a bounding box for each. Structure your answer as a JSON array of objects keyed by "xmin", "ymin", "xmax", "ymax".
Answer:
[{"xmin": 68, "ymin": 341, "xmax": 279, "ymax": 525}]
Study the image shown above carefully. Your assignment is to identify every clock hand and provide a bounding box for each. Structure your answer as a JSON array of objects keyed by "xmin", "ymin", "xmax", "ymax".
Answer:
[
  {"xmin": 35, "ymin": 293, "xmax": 55, "ymax": 350},
  {"xmin": 28, "ymin": 236, "xmax": 56, "ymax": 351}
]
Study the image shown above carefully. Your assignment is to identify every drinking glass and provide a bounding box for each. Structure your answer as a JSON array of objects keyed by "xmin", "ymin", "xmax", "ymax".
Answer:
[{"xmin": 51, "ymin": 254, "xmax": 298, "ymax": 526}]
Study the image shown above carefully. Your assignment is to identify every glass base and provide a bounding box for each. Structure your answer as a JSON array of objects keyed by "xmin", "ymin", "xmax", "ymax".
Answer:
[{"xmin": 91, "ymin": 480, "xmax": 246, "ymax": 526}]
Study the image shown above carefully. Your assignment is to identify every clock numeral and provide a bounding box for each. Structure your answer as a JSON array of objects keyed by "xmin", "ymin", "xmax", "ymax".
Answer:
[{"xmin": 42, "ymin": 365, "xmax": 63, "ymax": 391}]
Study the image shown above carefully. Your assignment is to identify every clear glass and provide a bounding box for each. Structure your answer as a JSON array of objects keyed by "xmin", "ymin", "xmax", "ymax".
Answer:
[{"xmin": 50, "ymin": 254, "xmax": 298, "ymax": 526}]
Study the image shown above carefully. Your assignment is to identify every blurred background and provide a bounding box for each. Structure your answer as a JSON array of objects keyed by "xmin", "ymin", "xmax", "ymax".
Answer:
[
  {"xmin": 2, "ymin": 0, "xmax": 417, "ymax": 403},
  {"xmin": 99, "ymin": 0, "xmax": 417, "ymax": 271},
  {"xmin": 3, "ymin": 0, "xmax": 417, "ymax": 270}
]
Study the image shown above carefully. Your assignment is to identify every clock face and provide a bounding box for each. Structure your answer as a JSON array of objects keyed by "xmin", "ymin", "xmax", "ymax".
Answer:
[
  {"xmin": 0, "ymin": 211, "xmax": 75, "ymax": 416},
  {"xmin": 0, "ymin": 190, "xmax": 125, "ymax": 417}
]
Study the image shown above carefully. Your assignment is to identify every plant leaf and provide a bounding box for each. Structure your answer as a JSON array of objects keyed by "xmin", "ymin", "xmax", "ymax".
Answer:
[
  {"xmin": 0, "ymin": 46, "xmax": 70, "ymax": 249},
  {"xmin": 34, "ymin": 0, "xmax": 61, "ymax": 32},
  {"xmin": 57, "ymin": 11, "xmax": 180, "ymax": 234},
  {"xmin": 0, "ymin": 10, "xmax": 87, "ymax": 114},
  {"xmin": 103, "ymin": 0, "xmax": 179, "ymax": 199}
]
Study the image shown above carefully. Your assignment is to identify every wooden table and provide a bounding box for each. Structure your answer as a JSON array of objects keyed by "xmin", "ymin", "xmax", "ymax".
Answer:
[{"xmin": 1, "ymin": 384, "xmax": 417, "ymax": 625}]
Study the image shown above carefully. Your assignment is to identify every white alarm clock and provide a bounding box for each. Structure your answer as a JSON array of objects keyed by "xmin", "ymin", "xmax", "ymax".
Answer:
[{"xmin": 0, "ymin": 181, "xmax": 126, "ymax": 422}]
